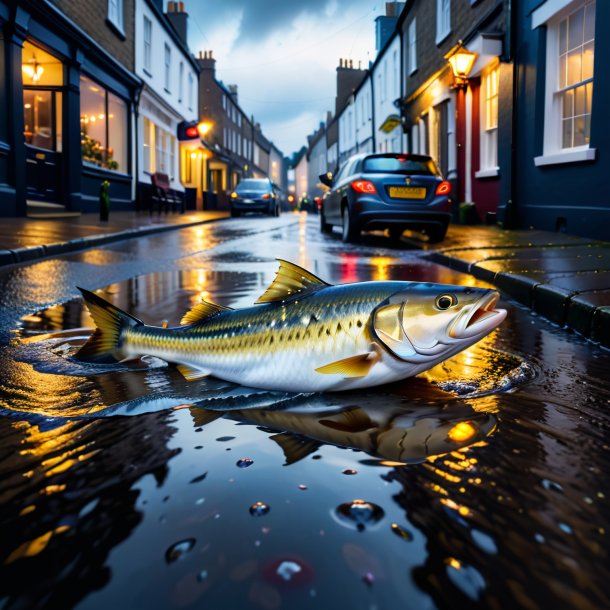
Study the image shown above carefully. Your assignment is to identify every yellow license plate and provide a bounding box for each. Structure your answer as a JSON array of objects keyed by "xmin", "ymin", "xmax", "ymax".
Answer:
[{"xmin": 388, "ymin": 186, "xmax": 426, "ymax": 199}]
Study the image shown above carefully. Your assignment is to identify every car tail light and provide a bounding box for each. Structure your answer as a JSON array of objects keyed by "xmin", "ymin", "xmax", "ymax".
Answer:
[
  {"xmin": 351, "ymin": 180, "xmax": 377, "ymax": 194},
  {"xmin": 436, "ymin": 181, "xmax": 451, "ymax": 195},
  {"xmin": 231, "ymin": 192, "xmax": 238, "ymax": 199},
  {"xmin": 262, "ymin": 193, "xmax": 271, "ymax": 199}
]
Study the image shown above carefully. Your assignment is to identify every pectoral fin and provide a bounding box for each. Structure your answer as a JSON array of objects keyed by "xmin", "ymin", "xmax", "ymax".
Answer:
[
  {"xmin": 315, "ymin": 352, "xmax": 379, "ymax": 378},
  {"xmin": 176, "ymin": 364, "xmax": 210, "ymax": 381}
]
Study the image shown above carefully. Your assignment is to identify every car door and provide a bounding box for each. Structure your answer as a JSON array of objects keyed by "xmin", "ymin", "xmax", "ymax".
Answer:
[{"xmin": 325, "ymin": 161, "xmax": 352, "ymax": 222}]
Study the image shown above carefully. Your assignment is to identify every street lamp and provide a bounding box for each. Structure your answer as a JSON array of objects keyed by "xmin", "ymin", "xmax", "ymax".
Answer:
[
  {"xmin": 197, "ymin": 121, "xmax": 212, "ymax": 137},
  {"xmin": 445, "ymin": 41, "xmax": 478, "ymax": 89}
]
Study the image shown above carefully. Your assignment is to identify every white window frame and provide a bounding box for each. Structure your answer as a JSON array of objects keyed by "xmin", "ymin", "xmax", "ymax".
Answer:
[
  {"xmin": 436, "ymin": 0, "xmax": 451, "ymax": 45},
  {"xmin": 143, "ymin": 16, "xmax": 152, "ymax": 73},
  {"xmin": 408, "ymin": 18, "xmax": 417, "ymax": 74},
  {"xmin": 476, "ymin": 63, "xmax": 500, "ymax": 177},
  {"xmin": 164, "ymin": 43, "xmax": 171, "ymax": 92},
  {"xmin": 107, "ymin": 0, "xmax": 124, "ymax": 34},
  {"xmin": 534, "ymin": 0, "xmax": 596, "ymax": 166}
]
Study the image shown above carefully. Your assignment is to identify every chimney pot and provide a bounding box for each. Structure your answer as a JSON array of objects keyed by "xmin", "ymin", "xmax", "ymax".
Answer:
[{"xmin": 350, "ymin": 59, "xmax": 353, "ymax": 69}]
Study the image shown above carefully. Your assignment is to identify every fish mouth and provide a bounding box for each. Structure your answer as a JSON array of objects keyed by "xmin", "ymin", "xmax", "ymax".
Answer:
[{"xmin": 449, "ymin": 291, "xmax": 507, "ymax": 339}]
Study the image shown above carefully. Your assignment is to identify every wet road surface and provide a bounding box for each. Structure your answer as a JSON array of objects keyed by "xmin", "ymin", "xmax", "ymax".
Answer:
[{"xmin": 0, "ymin": 214, "xmax": 609, "ymax": 609}]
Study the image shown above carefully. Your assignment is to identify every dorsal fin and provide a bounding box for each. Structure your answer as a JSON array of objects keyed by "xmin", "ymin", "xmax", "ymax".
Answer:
[
  {"xmin": 255, "ymin": 259, "xmax": 330, "ymax": 304},
  {"xmin": 180, "ymin": 300, "xmax": 232, "ymax": 326}
]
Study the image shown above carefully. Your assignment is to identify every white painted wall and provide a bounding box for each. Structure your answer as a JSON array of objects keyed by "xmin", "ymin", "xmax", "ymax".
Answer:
[
  {"xmin": 373, "ymin": 34, "xmax": 403, "ymax": 153},
  {"xmin": 338, "ymin": 100, "xmax": 357, "ymax": 164},
  {"xmin": 354, "ymin": 76, "xmax": 373, "ymax": 152},
  {"xmin": 135, "ymin": 0, "xmax": 198, "ymax": 191},
  {"xmin": 327, "ymin": 141, "xmax": 338, "ymax": 173},
  {"xmin": 295, "ymin": 154, "xmax": 308, "ymax": 200}
]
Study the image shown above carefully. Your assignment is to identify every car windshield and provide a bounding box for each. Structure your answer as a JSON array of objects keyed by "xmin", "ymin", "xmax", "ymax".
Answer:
[
  {"xmin": 363, "ymin": 155, "xmax": 439, "ymax": 175},
  {"xmin": 236, "ymin": 180, "xmax": 270, "ymax": 192}
]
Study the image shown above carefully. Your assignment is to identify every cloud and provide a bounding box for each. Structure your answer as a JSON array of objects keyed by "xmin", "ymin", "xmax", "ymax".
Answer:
[{"xmin": 188, "ymin": 0, "xmax": 379, "ymax": 154}]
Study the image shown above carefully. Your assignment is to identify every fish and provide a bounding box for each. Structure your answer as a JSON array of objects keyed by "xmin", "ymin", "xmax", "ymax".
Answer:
[{"xmin": 76, "ymin": 259, "xmax": 507, "ymax": 393}]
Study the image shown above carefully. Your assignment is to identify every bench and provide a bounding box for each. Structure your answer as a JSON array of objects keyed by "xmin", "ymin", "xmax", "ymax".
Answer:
[{"xmin": 150, "ymin": 172, "xmax": 185, "ymax": 214}]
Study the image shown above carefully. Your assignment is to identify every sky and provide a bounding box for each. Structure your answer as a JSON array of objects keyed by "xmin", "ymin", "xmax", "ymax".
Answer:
[{"xmin": 187, "ymin": 0, "xmax": 382, "ymax": 158}]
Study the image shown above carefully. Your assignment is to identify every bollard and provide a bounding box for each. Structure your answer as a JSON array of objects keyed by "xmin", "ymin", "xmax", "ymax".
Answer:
[{"xmin": 99, "ymin": 180, "xmax": 110, "ymax": 222}]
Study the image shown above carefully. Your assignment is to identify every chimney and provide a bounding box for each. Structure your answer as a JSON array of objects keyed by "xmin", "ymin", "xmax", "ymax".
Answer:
[
  {"xmin": 227, "ymin": 84, "xmax": 238, "ymax": 104},
  {"xmin": 166, "ymin": 1, "xmax": 189, "ymax": 46},
  {"xmin": 375, "ymin": 2, "xmax": 405, "ymax": 51},
  {"xmin": 335, "ymin": 58, "xmax": 366, "ymax": 115},
  {"xmin": 197, "ymin": 49, "xmax": 216, "ymax": 76}
]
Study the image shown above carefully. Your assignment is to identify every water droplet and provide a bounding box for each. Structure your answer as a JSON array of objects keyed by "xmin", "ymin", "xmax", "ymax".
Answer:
[
  {"xmin": 195, "ymin": 445, "xmax": 203, "ymax": 450},
  {"xmin": 216, "ymin": 436, "xmax": 235, "ymax": 442},
  {"xmin": 362, "ymin": 572, "xmax": 375, "ymax": 586},
  {"xmin": 534, "ymin": 533, "xmax": 545, "ymax": 543},
  {"xmin": 165, "ymin": 538, "xmax": 195, "ymax": 563},
  {"xmin": 559, "ymin": 522, "xmax": 573, "ymax": 534},
  {"xmin": 237, "ymin": 458, "xmax": 254, "ymax": 468},
  {"xmin": 190, "ymin": 472, "xmax": 208, "ymax": 484},
  {"xmin": 470, "ymin": 529, "xmax": 497, "ymax": 554},
  {"xmin": 391, "ymin": 523, "xmax": 413, "ymax": 542},
  {"xmin": 298, "ymin": 484, "xmax": 308, "ymax": 490},
  {"xmin": 250, "ymin": 501, "xmax": 270, "ymax": 516},
  {"xmin": 312, "ymin": 455, "xmax": 322, "ymax": 460},
  {"xmin": 197, "ymin": 569, "xmax": 208, "ymax": 582},
  {"xmin": 276, "ymin": 560, "xmax": 302, "ymax": 581},
  {"xmin": 335, "ymin": 500, "xmax": 385, "ymax": 531},
  {"xmin": 541, "ymin": 479, "xmax": 563, "ymax": 493},
  {"xmin": 254, "ymin": 540, "xmax": 261, "ymax": 547},
  {"xmin": 343, "ymin": 469, "xmax": 358, "ymax": 475},
  {"xmin": 195, "ymin": 498, "xmax": 205, "ymax": 505}
]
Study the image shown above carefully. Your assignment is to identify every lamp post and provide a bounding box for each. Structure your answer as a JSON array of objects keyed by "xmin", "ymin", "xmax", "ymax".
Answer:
[{"xmin": 445, "ymin": 41, "xmax": 478, "ymax": 89}]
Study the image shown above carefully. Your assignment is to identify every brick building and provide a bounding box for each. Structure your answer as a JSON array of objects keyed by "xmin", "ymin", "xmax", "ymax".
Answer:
[
  {"xmin": 398, "ymin": 0, "xmax": 507, "ymax": 222},
  {"xmin": 0, "ymin": 0, "xmax": 141, "ymax": 217}
]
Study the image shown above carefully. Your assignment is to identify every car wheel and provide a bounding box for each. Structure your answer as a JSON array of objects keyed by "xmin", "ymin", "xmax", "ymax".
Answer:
[
  {"xmin": 320, "ymin": 209, "xmax": 333, "ymax": 234},
  {"xmin": 341, "ymin": 206, "xmax": 358, "ymax": 243},
  {"xmin": 230, "ymin": 208, "xmax": 240, "ymax": 218},
  {"xmin": 426, "ymin": 226, "xmax": 448, "ymax": 243},
  {"xmin": 275, "ymin": 205, "xmax": 280, "ymax": 217}
]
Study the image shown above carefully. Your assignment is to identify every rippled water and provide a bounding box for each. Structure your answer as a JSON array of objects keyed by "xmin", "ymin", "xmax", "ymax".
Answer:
[{"xmin": 0, "ymin": 266, "xmax": 609, "ymax": 610}]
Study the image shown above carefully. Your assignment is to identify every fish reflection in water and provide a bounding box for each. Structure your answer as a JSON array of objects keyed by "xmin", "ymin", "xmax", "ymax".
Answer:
[{"xmin": 190, "ymin": 386, "xmax": 497, "ymax": 465}]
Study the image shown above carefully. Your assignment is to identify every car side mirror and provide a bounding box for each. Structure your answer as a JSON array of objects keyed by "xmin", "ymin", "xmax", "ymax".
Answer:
[{"xmin": 319, "ymin": 172, "xmax": 333, "ymax": 188}]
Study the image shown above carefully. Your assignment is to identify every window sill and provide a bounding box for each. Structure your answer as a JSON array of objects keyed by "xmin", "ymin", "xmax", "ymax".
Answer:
[
  {"xmin": 436, "ymin": 29, "xmax": 451, "ymax": 46},
  {"xmin": 534, "ymin": 148, "xmax": 596, "ymax": 167},
  {"xmin": 409, "ymin": 67, "xmax": 418, "ymax": 76},
  {"xmin": 143, "ymin": 68, "xmax": 153, "ymax": 78},
  {"xmin": 105, "ymin": 18, "xmax": 126, "ymax": 41},
  {"xmin": 475, "ymin": 167, "xmax": 499, "ymax": 178}
]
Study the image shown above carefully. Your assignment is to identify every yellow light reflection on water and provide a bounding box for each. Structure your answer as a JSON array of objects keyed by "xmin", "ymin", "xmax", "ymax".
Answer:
[
  {"xmin": 447, "ymin": 421, "xmax": 478, "ymax": 443},
  {"xmin": 370, "ymin": 257, "xmax": 394, "ymax": 281}
]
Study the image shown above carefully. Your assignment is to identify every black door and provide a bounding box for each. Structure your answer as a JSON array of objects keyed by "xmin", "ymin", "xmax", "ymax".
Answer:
[{"xmin": 23, "ymin": 88, "xmax": 62, "ymax": 202}]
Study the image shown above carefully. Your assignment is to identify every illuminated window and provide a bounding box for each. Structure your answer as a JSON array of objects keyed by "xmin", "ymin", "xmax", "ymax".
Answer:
[
  {"xmin": 479, "ymin": 65, "xmax": 499, "ymax": 172},
  {"xmin": 80, "ymin": 74, "xmax": 128, "ymax": 172},
  {"xmin": 534, "ymin": 0, "xmax": 596, "ymax": 165}
]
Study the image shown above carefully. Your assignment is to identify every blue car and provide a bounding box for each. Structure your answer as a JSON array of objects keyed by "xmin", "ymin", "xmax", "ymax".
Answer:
[
  {"xmin": 319, "ymin": 153, "xmax": 452, "ymax": 243},
  {"xmin": 230, "ymin": 178, "xmax": 280, "ymax": 217}
]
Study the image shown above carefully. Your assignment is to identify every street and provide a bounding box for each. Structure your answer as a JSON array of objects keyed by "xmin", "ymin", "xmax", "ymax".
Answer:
[{"xmin": 0, "ymin": 214, "xmax": 609, "ymax": 609}]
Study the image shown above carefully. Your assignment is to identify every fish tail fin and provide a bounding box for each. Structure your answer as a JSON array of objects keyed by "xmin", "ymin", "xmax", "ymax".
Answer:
[{"xmin": 76, "ymin": 287, "xmax": 143, "ymax": 362}]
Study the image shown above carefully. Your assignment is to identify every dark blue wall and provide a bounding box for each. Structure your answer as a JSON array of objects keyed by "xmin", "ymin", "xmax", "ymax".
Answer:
[{"xmin": 501, "ymin": 0, "xmax": 610, "ymax": 240}]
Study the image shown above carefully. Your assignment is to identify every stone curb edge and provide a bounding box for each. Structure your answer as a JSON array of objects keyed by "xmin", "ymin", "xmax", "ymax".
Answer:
[
  {"xmin": 0, "ymin": 216, "xmax": 230, "ymax": 269},
  {"xmin": 426, "ymin": 250, "xmax": 610, "ymax": 349}
]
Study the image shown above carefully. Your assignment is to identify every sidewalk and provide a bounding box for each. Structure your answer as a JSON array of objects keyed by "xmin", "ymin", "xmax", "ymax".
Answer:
[
  {"xmin": 422, "ymin": 225, "xmax": 610, "ymax": 348},
  {"xmin": 0, "ymin": 210, "xmax": 228, "ymax": 266}
]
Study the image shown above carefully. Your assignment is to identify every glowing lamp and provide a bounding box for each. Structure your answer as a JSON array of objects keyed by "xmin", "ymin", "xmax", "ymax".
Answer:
[
  {"xmin": 197, "ymin": 121, "xmax": 212, "ymax": 137},
  {"xmin": 22, "ymin": 59, "xmax": 44, "ymax": 82},
  {"xmin": 445, "ymin": 42, "xmax": 478, "ymax": 89},
  {"xmin": 185, "ymin": 125, "xmax": 199, "ymax": 138}
]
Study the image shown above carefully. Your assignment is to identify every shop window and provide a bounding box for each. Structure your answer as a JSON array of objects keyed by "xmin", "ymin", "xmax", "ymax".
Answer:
[
  {"xmin": 80, "ymin": 74, "xmax": 128, "ymax": 173},
  {"xmin": 534, "ymin": 0, "xmax": 596, "ymax": 166}
]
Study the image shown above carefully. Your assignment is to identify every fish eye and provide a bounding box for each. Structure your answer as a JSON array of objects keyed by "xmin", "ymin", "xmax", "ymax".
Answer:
[{"xmin": 436, "ymin": 294, "xmax": 457, "ymax": 310}]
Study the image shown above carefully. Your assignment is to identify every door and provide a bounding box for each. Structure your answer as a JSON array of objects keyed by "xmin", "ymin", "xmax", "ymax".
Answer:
[{"xmin": 23, "ymin": 88, "xmax": 62, "ymax": 202}]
